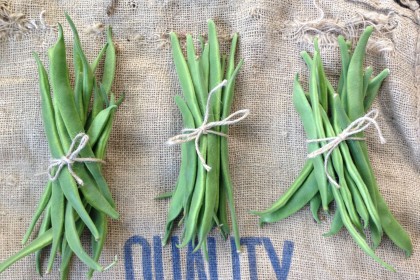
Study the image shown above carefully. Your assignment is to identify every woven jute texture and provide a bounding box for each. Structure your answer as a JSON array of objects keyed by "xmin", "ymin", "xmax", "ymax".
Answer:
[{"xmin": 0, "ymin": 0, "xmax": 419, "ymax": 279}]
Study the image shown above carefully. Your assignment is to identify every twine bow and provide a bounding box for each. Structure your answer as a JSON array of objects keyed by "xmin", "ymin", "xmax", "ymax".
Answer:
[
  {"xmin": 307, "ymin": 109, "xmax": 386, "ymax": 188},
  {"xmin": 167, "ymin": 80, "xmax": 250, "ymax": 171},
  {"xmin": 48, "ymin": 133, "xmax": 105, "ymax": 186}
]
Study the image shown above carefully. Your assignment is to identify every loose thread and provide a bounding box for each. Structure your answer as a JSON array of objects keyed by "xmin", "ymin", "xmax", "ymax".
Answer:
[
  {"xmin": 48, "ymin": 133, "xmax": 105, "ymax": 186},
  {"xmin": 307, "ymin": 109, "xmax": 386, "ymax": 188},
  {"xmin": 167, "ymin": 80, "xmax": 250, "ymax": 171}
]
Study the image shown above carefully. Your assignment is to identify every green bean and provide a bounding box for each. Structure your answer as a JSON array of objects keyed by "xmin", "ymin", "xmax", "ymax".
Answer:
[
  {"xmin": 46, "ymin": 180, "xmax": 65, "ymax": 273},
  {"xmin": 363, "ymin": 66, "xmax": 373, "ymax": 97},
  {"xmin": 218, "ymin": 50, "xmax": 243, "ymax": 250},
  {"xmin": 252, "ymin": 161, "xmax": 313, "ymax": 215},
  {"xmin": 259, "ymin": 172, "xmax": 318, "ymax": 225},
  {"xmin": 217, "ymin": 182, "xmax": 230, "ymax": 239},
  {"xmin": 88, "ymin": 81, "xmax": 104, "ymax": 128},
  {"xmin": 345, "ymin": 169, "xmax": 369, "ymax": 228},
  {"xmin": 170, "ymin": 32, "xmax": 202, "ymax": 124},
  {"xmin": 74, "ymin": 72, "xmax": 85, "ymax": 122},
  {"xmin": 87, "ymin": 210, "xmax": 107, "ymax": 279},
  {"xmin": 186, "ymin": 34, "xmax": 207, "ymax": 114},
  {"xmin": 199, "ymin": 43, "xmax": 210, "ymax": 91},
  {"xmin": 21, "ymin": 181, "xmax": 52, "ymax": 245},
  {"xmin": 323, "ymin": 208, "xmax": 343, "ymax": 237},
  {"xmin": 178, "ymin": 151, "xmax": 207, "ymax": 248},
  {"xmin": 319, "ymin": 106, "xmax": 363, "ymax": 232},
  {"xmin": 196, "ymin": 19, "xmax": 223, "ymax": 251},
  {"xmin": 309, "ymin": 193, "xmax": 322, "ymax": 223},
  {"xmin": 163, "ymin": 96, "xmax": 197, "ymax": 245},
  {"xmin": 91, "ymin": 43, "xmax": 108, "ymax": 73},
  {"xmin": 313, "ymin": 38, "xmax": 328, "ymax": 110},
  {"xmin": 156, "ymin": 191, "xmax": 173, "ymax": 200},
  {"xmin": 331, "ymin": 186, "xmax": 394, "ymax": 271},
  {"xmin": 176, "ymin": 97, "xmax": 197, "ymax": 213},
  {"xmin": 346, "ymin": 26, "xmax": 373, "ymax": 120},
  {"xmin": 60, "ymin": 206, "xmax": 90, "ymax": 280},
  {"xmin": 375, "ymin": 189, "xmax": 413, "ymax": 256},
  {"xmin": 64, "ymin": 203, "xmax": 103, "ymax": 272},
  {"xmin": 293, "ymin": 71, "xmax": 329, "ymax": 211},
  {"xmin": 225, "ymin": 34, "xmax": 238, "ymax": 79},
  {"xmin": 364, "ymin": 69, "xmax": 390, "ymax": 111},
  {"xmin": 76, "ymin": 168, "xmax": 119, "ymax": 219},
  {"xmin": 65, "ymin": 14, "xmax": 94, "ymax": 122},
  {"xmin": 94, "ymin": 110, "xmax": 115, "ymax": 161},
  {"xmin": 221, "ymin": 54, "xmax": 227, "ymax": 80},
  {"xmin": 208, "ymin": 20, "xmax": 222, "ymax": 115},
  {"xmin": 35, "ymin": 201, "xmax": 52, "ymax": 276},
  {"xmin": 102, "ymin": 27, "xmax": 116, "ymax": 95},
  {"xmin": 337, "ymin": 35, "xmax": 350, "ymax": 102},
  {"xmin": 0, "ymin": 230, "xmax": 53, "ymax": 274},
  {"xmin": 87, "ymin": 105, "xmax": 117, "ymax": 145},
  {"xmin": 300, "ymin": 51, "xmax": 312, "ymax": 69}
]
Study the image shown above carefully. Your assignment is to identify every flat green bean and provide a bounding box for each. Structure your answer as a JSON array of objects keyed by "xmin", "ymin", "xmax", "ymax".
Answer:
[
  {"xmin": 0, "ymin": 230, "xmax": 53, "ymax": 274},
  {"xmin": 102, "ymin": 27, "xmax": 116, "ymax": 95},
  {"xmin": 259, "ymin": 172, "xmax": 318, "ymax": 225},
  {"xmin": 293, "ymin": 73, "xmax": 329, "ymax": 211},
  {"xmin": 64, "ymin": 203, "xmax": 103, "ymax": 272},
  {"xmin": 323, "ymin": 208, "xmax": 344, "ymax": 237},
  {"xmin": 346, "ymin": 26, "xmax": 373, "ymax": 120},
  {"xmin": 21, "ymin": 181, "xmax": 52, "ymax": 245},
  {"xmin": 309, "ymin": 193, "xmax": 322, "ymax": 223},
  {"xmin": 46, "ymin": 180, "xmax": 65, "ymax": 273},
  {"xmin": 364, "ymin": 69, "xmax": 389, "ymax": 111}
]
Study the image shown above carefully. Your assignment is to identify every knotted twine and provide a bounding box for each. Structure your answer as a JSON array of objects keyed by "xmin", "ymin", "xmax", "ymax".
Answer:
[
  {"xmin": 307, "ymin": 109, "xmax": 386, "ymax": 188},
  {"xmin": 167, "ymin": 80, "xmax": 250, "ymax": 171},
  {"xmin": 48, "ymin": 132, "xmax": 105, "ymax": 186}
]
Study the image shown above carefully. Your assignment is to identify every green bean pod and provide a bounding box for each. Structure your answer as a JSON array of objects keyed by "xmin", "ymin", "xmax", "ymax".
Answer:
[
  {"xmin": 64, "ymin": 203, "xmax": 103, "ymax": 272},
  {"xmin": 21, "ymin": 181, "xmax": 52, "ymax": 245},
  {"xmin": 46, "ymin": 180, "xmax": 65, "ymax": 273},
  {"xmin": 364, "ymin": 69, "xmax": 390, "ymax": 111},
  {"xmin": 259, "ymin": 172, "xmax": 318, "ymax": 225},
  {"xmin": 309, "ymin": 193, "xmax": 322, "ymax": 223},
  {"xmin": 163, "ymin": 96, "xmax": 197, "ymax": 245},
  {"xmin": 323, "ymin": 208, "xmax": 344, "ymax": 237},
  {"xmin": 0, "ymin": 230, "xmax": 53, "ymax": 274}
]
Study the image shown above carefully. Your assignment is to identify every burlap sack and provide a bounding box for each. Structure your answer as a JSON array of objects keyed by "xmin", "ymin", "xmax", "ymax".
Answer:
[{"xmin": 0, "ymin": 0, "xmax": 419, "ymax": 279}]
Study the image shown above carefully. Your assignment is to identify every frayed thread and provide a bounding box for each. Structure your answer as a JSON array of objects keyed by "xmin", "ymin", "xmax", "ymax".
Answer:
[
  {"xmin": 85, "ymin": 22, "xmax": 105, "ymax": 35},
  {"xmin": 280, "ymin": 0, "xmax": 396, "ymax": 53},
  {"xmin": 130, "ymin": 30, "xmax": 234, "ymax": 49},
  {"xmin": 0, "ymin": 1, "xmax": 51, "ymax": 39}
]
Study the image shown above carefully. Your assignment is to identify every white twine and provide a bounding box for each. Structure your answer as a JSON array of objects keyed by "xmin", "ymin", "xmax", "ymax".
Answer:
[
  {"xmin": 307, "ymin": 109, "xmax": 386, "ymax": 188},
  {"xmin": 48, "ymin": 133, "xmax": 105, "ymax": 186},
  {"xmin": 167, "ymin": 80, "xmax": 250, "ymax": 171}
]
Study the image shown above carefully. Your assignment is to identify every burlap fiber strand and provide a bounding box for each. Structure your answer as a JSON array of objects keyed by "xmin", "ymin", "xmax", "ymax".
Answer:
[{"xmin": 0, "ymin": 0, "xmax": 419, "ymax": 279}]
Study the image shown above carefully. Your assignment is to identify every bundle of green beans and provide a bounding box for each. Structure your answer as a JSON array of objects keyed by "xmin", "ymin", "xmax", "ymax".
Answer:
[
  {"xmin": 253, "ymin": 27, "xmax": 412, "ymax": 270},
  {"xmin": 0, "ymin": 14, "xmax": 122, "ymax": 279},
  {"xmin": 161, "ymin": 20, "xmax": 244, "ymax": 256}
]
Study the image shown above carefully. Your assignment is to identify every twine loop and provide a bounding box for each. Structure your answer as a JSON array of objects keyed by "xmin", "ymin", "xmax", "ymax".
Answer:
[
  {"xmin": 48, "ymin": 133, "xmax": 105, "ymax": 186},
  {"xmin": 167, "ymin": 80, "xmax": 250, "ymax": 171},
  {"xmin": 307, "ymin": 109, "xmax": 386, "ymax": 188}
]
